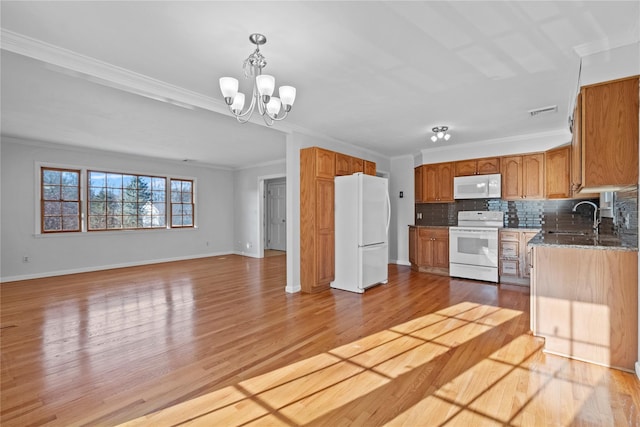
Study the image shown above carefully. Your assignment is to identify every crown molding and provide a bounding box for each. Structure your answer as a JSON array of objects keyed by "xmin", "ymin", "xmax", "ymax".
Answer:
[
  {"xmin": 0, "ymin": 29, "xmax": 296, "ymax": 132},
  {"xmin": 573, "ymin": 34, "xmax": 640, "ymax": 58}
]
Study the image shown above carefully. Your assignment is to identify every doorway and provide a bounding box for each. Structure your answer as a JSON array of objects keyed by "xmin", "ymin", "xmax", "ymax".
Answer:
[{"xmin": 265, "ymin": 178, "xmax": 286, "ymax": 252}]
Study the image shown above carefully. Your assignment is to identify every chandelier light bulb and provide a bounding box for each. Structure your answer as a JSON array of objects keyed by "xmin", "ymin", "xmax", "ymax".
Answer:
[
  {"xmin": 444, "ymin": 133, "xmax": 451, "ymax": 141},
  {"xmin": 230, "ymin": 92, "xmax": 245, "ymax": 113},
  {"xmin": 279, "ymin": 86, "xmax": 296, "ymax": 109},
  {"xmin": 431, "ymin": 135, "xmax": 438, "ymax": 142},
  {"xmin": 256, "ymin": 75, "xmax": 275, "ymax": 97},
  {"xmin": 266, "ymin": 97, "xmax": 282, "ymax": 116},
  {"xmin": 219, "ymin": 77, "xmax": 239, "ymax": 103},
  {"xmin": 437, "ymin": 131, "xmax": 444, "ymax": 139}
]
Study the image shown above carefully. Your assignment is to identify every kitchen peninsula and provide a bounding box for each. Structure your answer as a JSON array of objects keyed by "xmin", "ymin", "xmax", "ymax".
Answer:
[{"xmin": 528, "ymin": 232, "xmax": 638, "ymax": 371}]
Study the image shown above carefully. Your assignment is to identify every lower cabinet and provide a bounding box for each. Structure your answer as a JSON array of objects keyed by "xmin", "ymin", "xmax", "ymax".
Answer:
[
  {"xmin": 531, "ymin": 246, "xmax": 638, "ymax": 371},
  {"xmin": 409, "ymin": 226, "xmax": 449, "ymax": 275},
  {"xmin": 499, "ymin": 229, "xmax": 540, "ymax": 285}
]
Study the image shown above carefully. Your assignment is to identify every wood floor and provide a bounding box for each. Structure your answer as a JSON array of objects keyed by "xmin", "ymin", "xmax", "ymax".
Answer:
[{"xmin": 1, "ymin": 255, "xmax": 638, "ymax": 426}]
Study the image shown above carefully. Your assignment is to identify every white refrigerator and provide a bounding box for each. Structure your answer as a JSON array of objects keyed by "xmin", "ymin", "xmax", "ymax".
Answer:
[{"xmin": 331, "ymin": 173, "xmax": 390, "ymax": 293}]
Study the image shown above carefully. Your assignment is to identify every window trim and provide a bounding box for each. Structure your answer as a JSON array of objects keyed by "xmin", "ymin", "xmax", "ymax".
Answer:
[
  {"xmin": 40, "ymin": 166, "xmax": 82, "ymax": 234},
  {"xmin": 87, "ymin": 170, "xmax": 169, "ymax": 232},
  {"xmin": 170, "ymin": 178, "xmax": 195, "ymax": 229},
  {"xmin": 35, "ymin": 162, "xmax": 197, "ymax": 235}
]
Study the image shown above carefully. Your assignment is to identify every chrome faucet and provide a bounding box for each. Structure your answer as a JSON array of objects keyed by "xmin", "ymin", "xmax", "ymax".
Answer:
[{"xmin": 572, "ymin": 201, "xmax": 599, "ymax": 234}]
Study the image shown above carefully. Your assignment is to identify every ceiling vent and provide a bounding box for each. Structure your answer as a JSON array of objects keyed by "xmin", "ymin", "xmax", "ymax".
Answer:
[{"xmin": 528, "ymin": 105, "xmax": 558, "ymax": 117}]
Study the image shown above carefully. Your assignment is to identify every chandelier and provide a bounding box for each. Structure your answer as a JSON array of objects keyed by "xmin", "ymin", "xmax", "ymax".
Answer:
[
  {"xmin": 430, "ymin": 126, "xmax": 451, "ymax": 142},
  {"xmin": 219, "ymin": 34, "xmax": 296, "ymax": 126}
]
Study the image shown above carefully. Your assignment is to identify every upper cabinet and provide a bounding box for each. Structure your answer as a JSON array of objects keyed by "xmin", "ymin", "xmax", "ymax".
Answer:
[
  {"xmin": 364, "ymin": 160, "xmax": 376, "ymax": 176},
  {"xmin": 418, "ymin": 162, "xmax": 453, "ymax": 203},
  {"xmin": 577, "ymin": 76, "xmax": 639, "ymax": 191},
  {"xmin": 335, "ymin": 153, "xmax": 376, "ymax": 177},
  {"xmin": 414, "ymin": 166, "xmax": 424, "ymax": 203},
  {"xmin": 454, "ymin": 157, "xmax": 500, "ymax": 177},
  {"xmin": 501, "ymin": 153, "xmax": 544, "ymax": 200},
  {"xmin": 545, "ymin": 146, "xmax": 571, "ymax": 199}
]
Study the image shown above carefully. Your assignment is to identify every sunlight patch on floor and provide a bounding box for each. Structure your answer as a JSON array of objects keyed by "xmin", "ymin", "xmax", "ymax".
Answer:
[{"xmin": 122, "ymin": 302, "xmax": 620, "ymax": 427}]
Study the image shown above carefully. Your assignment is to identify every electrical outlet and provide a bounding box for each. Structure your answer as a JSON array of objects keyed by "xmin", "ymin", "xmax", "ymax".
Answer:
[{"xmin": 22, "ymin": 256, "xmax": 30, "ymax": 263}]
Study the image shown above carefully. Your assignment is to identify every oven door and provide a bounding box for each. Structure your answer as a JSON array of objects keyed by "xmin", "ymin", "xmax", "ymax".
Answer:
[{"xmin": 449, "ymin": 227, "xmax": 498, "ymax": 268}]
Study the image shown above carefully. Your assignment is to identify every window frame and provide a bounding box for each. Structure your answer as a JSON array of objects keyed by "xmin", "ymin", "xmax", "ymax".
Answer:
[
  {"xmin": 35, "ymin": 162, "xmax": 197, "ymax": 235},
  {"xmin": 87, "ymin": 170, "xmax": 169, "ymax": 232},
  {"xmin": 170, "ymin": 178, "xmax": 195, "ymax": 229},
  {"xmin": 40, "ymin": 166, "xmax": 82, "ymax": 234}
]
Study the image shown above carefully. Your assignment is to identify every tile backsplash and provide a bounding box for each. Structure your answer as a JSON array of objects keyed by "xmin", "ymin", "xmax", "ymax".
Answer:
[{"xmin": 415, "ymin": 187, "xmax": 638, "ymax": 237}]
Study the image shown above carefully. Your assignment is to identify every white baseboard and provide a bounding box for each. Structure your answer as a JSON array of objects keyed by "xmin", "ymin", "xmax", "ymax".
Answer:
[
  {"xmin": 233, "ymin": 250, "xmax": 261, "ymax": 258},
  {"xmin": 391, "ymin": 259, "xmax": 411, "ymax": 266},
  {"xmin": 0, "ymin": 251, "xmax": 234, "ymax": 283},
  {"xmin": 636, "ymin": 361, "xmax": 640, "ymax": 379}
]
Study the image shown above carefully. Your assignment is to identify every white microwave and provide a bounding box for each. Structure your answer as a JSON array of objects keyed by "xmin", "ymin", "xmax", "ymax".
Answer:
[{"xmin": 453, "ymin": 174, "xmax": 501, "ymax": 199}]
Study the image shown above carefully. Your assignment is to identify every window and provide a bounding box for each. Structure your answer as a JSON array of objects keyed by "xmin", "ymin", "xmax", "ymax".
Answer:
[
  {"xmin": 39, "ymin": 166, "xmax": 195, "ymax": 233},
  {"xmin": 87, "ymin": 171, "xmax": 167, "ymax": 231},
  {"xmin": 41, "ymin": 168, "xmax": 81, "ymax": 233},
  {"xmin": 170, "ymin": 179, "xmax": 194, "ymax": 228}
]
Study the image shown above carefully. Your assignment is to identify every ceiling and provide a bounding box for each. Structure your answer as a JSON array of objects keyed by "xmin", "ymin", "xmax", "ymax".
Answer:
[{"xmin": 1, "ymin": 1, "xmax": 639, "ymax": 169}]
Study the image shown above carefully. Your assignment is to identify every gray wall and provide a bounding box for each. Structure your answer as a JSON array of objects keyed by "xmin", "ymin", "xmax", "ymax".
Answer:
[
  {"xmin": 1, "ymin": 137, "xmax": 235, "ymax": 281},
  {"xmin": 232, "ymin": 160, "xmax": 286, "ymax": 258}
]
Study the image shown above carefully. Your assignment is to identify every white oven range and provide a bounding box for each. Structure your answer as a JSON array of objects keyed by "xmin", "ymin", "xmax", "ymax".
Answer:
[{"xmin": 449, "ymin": 211, "xmax": 504, "ymax": 283}]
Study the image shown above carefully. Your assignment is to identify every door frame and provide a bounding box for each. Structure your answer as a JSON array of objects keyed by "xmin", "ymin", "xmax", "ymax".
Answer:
[
  {"xmin": 265, "ymin": 177, "xmax": 286, "ymax": 251},
  {"xmin": 257, "ymin": 173, "xmax": 286, "ymax": 259}
]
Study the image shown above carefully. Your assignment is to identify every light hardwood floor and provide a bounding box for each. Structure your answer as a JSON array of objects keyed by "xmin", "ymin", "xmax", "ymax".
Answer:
[{"xmin": 1, "ymin": 255, "xmax": 638, "ymax": 426}]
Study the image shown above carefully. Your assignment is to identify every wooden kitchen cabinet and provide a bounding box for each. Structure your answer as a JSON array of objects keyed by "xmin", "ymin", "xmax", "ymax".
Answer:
[
  {"xmin": 454, "ymin": 157, "xmax": 500, "ymax": 176},
  {"xmin": 501, "ymin": 153, "xmax": 544, "ymax": 200},
  {"xmin": 301, "ymin": 147, "xmax": 336, "ymax": 293},
  {"xmin": 577, "ymin": 76, "xmax": 639, "ymax": 191},
  {"xmin": 499, "ymin": 229, "xmax": 539, "ymax": 286},
  {"xmin": 545, "ymin": 145, "xmax": 571, "ymax": 199},
  {"xmin": 409, "ymin": 226, "xmax": 449, "ymax": 275},
  {"xmin": 364, "ymin": 160, "xmax": 376, "ymax": 176},
  {"xmin": 530, "ymin": 245, "xmax": 638, "ymax": 371},
  {"xmin": 335, "ymin": 152, "xmax": 351, "ymax": 176},
  {"xmin": 300, "ymin": 147, "xmax": 376, "ymax": 293},
  {"xmin": 422, "ymin": 162, "xmax": 454, "ymax": 202},
  {"xmin": 545, "ymin": 145, "xmax": 596, "ymax": 199},
  {"xmin": 408, "ymin": 227, "xmax": 416, "ymax": 265},
  {"xmin": 414, "ymin": 166, "xmax": 424, "ymax": 203},
  {"xmin": 335, "ymin": 154, "xmax": 371, "ymax": 176}
]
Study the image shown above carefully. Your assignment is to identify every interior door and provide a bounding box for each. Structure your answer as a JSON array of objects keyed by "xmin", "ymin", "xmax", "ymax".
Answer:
[{"xmin": 266, "ymin": 179, "xmax": 286, "ymax": 251}]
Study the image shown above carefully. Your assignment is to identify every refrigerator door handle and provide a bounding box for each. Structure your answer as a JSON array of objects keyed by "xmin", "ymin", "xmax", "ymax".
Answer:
[{"xmin": 385, "ymin": 190, "xmax": 391, "ymax": 235}]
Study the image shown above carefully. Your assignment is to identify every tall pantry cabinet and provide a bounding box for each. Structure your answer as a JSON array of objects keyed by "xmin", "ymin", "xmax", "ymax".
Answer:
[{"xmin": 300, "ymin": 147, "xmax": 377, "ymax": 293}]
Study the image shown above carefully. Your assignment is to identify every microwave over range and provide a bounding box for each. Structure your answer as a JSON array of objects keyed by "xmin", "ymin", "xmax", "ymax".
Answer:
[{"xmin": 453, "ymin": 173, "xmax": 501, "ymax": 200}]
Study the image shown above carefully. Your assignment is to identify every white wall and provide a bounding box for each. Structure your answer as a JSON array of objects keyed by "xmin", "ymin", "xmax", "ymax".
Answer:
[
  {"xmin": 1, "ymin": 137, "xmax": 236, "ymax": 281},
  {"xmin": 232, "ymin": 160, "xmax": 286, "ymax": 258},
  {"xmin": 389, "ymin": 156, "xmax": 414, "ymax": 265}
]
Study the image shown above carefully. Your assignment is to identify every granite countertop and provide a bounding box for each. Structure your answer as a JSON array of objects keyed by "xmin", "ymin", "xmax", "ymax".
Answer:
[
  {"xmin": 501, "ymin": 227, "xmax": 541, "ymax": 232},
  {"xmin": 409, "ymin": 225, "xmax": 450, "ymax": 229},
  {"xmin": 527, "ymin": 231, "xmax": 638, "ymax": 252}
]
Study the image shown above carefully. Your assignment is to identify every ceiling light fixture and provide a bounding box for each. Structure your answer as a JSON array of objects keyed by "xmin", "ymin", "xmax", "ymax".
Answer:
[
  {"xmin": 430, "ymin": 126, "xmax": 451, "ymax": 142},
  {"xmin": 219, "ymin": 33, "xmax": 296, "ymax": 126}
]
